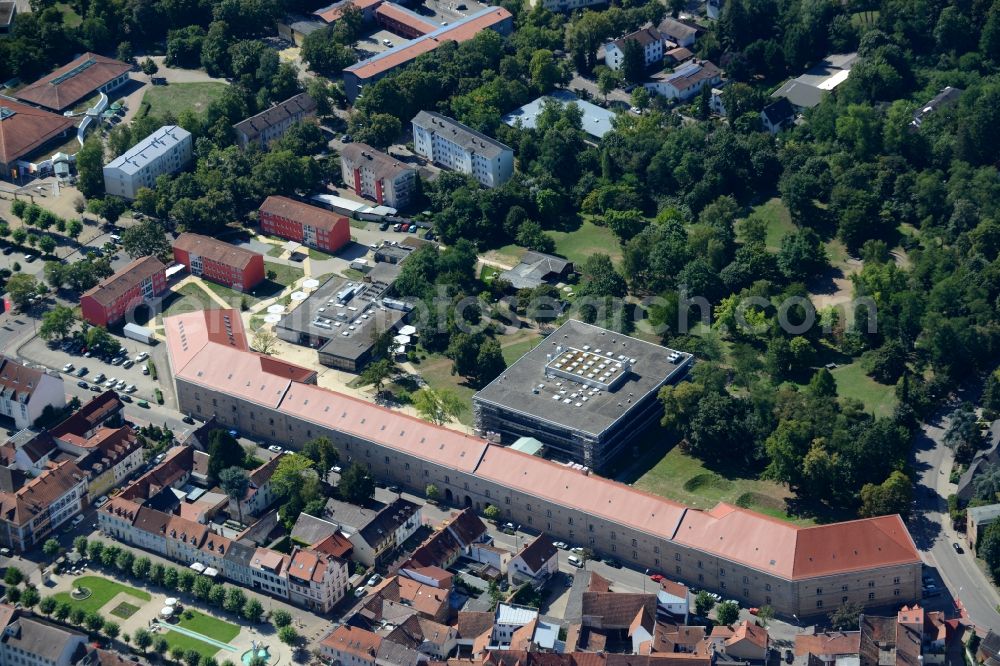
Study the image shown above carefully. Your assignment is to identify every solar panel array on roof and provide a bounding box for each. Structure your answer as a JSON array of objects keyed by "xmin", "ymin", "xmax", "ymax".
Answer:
[{"xmin": 669, "ymin": 62, "xmax": 700, "ymax": 80}]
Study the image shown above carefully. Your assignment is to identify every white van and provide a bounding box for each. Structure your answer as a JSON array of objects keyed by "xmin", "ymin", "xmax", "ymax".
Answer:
[{"xmin": 568, "ymin": 555, "xmax": 584, "ymax": 568}]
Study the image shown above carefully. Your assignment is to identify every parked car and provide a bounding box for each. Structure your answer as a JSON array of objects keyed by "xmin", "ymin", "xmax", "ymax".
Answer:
[
  {"xmin": 367, "ymin": 574, "xmax": 381, "ymax": 586},
  {"xmin": 382, "ymin": 38, "xmax": 392, "ymax": 46},
  {"xmin": 401, "ymin": 223, "xmax": 410, "ymax": 232},
  {"xmin": 122, "ymin": 359, "xmax": 134, "ymax": 369},
  {"xmin": 115, "ymin": 380, "xmax": 127, "ymax": 390},
  {"xmin": 953, "ymin": 542, "xmax": 963, "ymax": 553},
  {"xmin": 96, "ymin": 495, "xmax": 108, "ymax": 506},
  {"xmin": 142, "ymin": 366, "xmax": 150, "ymax": 375},
  {"xmin": 94, "ymin": 373, "xmax": 105, "ymax": 383},
  {"xmin": 553, "ymin": 541, "xmax": 568, "ymax": 550},
  {"xmin": 182, "ymin": 415, "xmax": 195, "ymax": 425},
  {"xmin": 62, "ymin": 362, "xmax": 74, "ymax": 373},
  {"xmin": 104, "ymin": 377, "xmax": 117, "ymax": 387},
  {"xmin": 379, "ymin": 222, "xmax": 390, "ymax": 231},
  {"xmin": 604, "ymin": 558, "xmax": 622, "ymax": 569},
  {"xmin": 24, "ymin": 255, "xmax": 36, "ymax": 263},
  {"xmin": 649, "ymin": 573, "xmax": 665, "ymax": 582},
  {"xmin": 90, "ymin": 385, "xmax": 102, "ymax": 392},
  {"xmin": 268, "ymin": 445, "xmax": 283, "ymax": 453},
  {"xmin": 135, "ymin": 351, "xmax": 149, "ymax": 362},
  {"xmin": 341, "ymin": 134, "xmax": 352, "ymax": 143},
  {"xmin": 126, "ymin": 384, "xmax": 137, "ymax": 393},
  {"xmin": 567, "ymin": 555, "xmax": 584, "ymax": 568},
  {"xmin": 354, "ymin": 587, "xmax": 367, "ymax": 598},
  {"xmin": 76, "ymin": 381, "xmax": 88, "ymax": 389},
  {"xmin": 75, "ymin": 367, "xmax": 88, "ymax": 377},
  {"xmin": 111, "ymin": 356, "xmax": 124, "ymax": 366},
  {"xmin": 393, "ymin": 223, "xmax": 402, "ymax": 232},
  {"xmin": 119, "ymin": 394, "xmax": 132, "ymax": 402},
  {"xmin": 331, "ymin": 465, "xmax": 342, "ymax": 473},
  {"xmin": 137, "ymin": 400, "xmax": 150, "ymax": 408}
]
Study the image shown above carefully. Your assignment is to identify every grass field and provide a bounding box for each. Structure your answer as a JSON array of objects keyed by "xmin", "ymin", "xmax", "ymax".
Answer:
[
  {"xmin": 417, "ymin": 355, "xmax": 477, "ymax": 425},
  {"xmin": 851, "ymin": 10, "xmax": 879, "ymax": 26},
  {"xmin": 830, "ymin": 362, "xmax": 898, "ymax": 418},
  {"xmin": 142, "ymin": 82, "xmax": 229, "ymax": 118},
  {"xmin": 55, "ymin": 2, "xmax": 82, "ymax": 27},
  {"xmin": 110, "ymin": 601, "xmax": 141, "ymax": 619},
  {"xmin": 176, "ymin": 609, "xmax": 240, "ymax": 642},
  {"xmin": 53, "ymin": 576, "xmax": 150, "ymax": 614},
  {"xmin": 265, "ymin": 261, "xmax": 304, "ymax": 287},
  {"xmin": 547, "ymin": 218, "xmax": 623, "ymax": 266},
  {"xmin": 266, "ymin": 245, "xmax": 285, "ymax": 258},
  {"xmin": 159, "ymin": 283, "xmax": 220, "ymax": 321},
  {"xmin": 160, "ymin": 629, "xmax": 224, "ymax": 660},
  {"xmin": 501, "ymin": 332, "xmax": 544, "ymax": 365},
  {"xmin": 746, "ymin": 198, "xmax": 795, "ymax": 252},
  {"xmin": 633, "ymin": 444, "xmax": 814, "ymax": 525}
]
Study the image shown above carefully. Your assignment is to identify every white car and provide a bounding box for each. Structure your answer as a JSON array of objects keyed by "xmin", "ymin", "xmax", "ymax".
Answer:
[
  {"xmin": 71, "ymin": 515, "xmax": 84, "ymax": 526},
  {"xmin": 96, "ymin": 495, "xmax": 108, "ymax": 506},
  {"xmin": 382, "ymin": 38, "xmax": 392, "ymax": 46},
  {"xmin": 126, "ymin": 384, "xmax": 137, "ymax": 393},
  {"xmin": 135, "ymin": 351, "xmax": 149, "ymax": 362},
  {"xmin": 94, "ymin": 373, "xmax": 106, "ymax": 383},
  {"xmin": 105, "ymin": 377, "xmax": 117, "ymax": 387},
  {"xmin": 553, "ymin": 541, "xmax": 568, "ymax": 550},
  {"xmin": 331, "ymin": 465, "xmax": 342, "ymax": 474},
  {"xmin": 62, "ymin": 363, "xmax": 74, "ymax": 373},
  {"xmin": 114, "ymin": 380, "xmax": 127, "ymax": 390},
  {"xmin": 142, "ymin": 366, "xmax": 150, "ymax": 375},
  {"xmin": 367, "ymin": 574, "xmax": 381, "ymax": 586},
  {"xmin": 268, "ymin": 445, "xmax": 283, "ymax": 453}
]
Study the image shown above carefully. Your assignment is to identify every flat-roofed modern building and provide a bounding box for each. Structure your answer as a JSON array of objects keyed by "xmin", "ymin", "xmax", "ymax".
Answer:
[
  {"xmin": 233, "ymin": 93, "xmax": 317, "ymax": 150},
  {"xmin": 80, "ymin": 256, "xmax": 167, "ymax": 326},
  {"xmin": 162, "ymin": 309, "xmax": 922, "ymax": 619},
  {"xmin": 339, "ymin": 143, "xmax": 416, "ymax": 209},
  {"xmin": 103, "ymin": 125, "xmax": 192, "ymax": 200},
  {"xmin": 172, "ymin": 233, "xmax": 265, "ymax": 292},
  {"xmin": 258, "ymin": 196, "xmax": 351, "ymax": 253},
  {"xmin": 473, "ymin": 320, "xmax": 692, "ymax": 471},
  {"xmin": 412, "ymin": 111, "xmax": 513, "ymax": 188},
  {"xmin": 13, "ymin": 52, "xmax": 131, "ymax": 112}
]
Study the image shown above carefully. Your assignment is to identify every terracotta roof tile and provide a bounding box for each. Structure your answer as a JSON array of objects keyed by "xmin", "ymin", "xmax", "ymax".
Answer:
[
  {"xmin": 173, "ymin": 233, "xmax": 261, "ymax": 271},
  {"xmin": 0, "ymin": 99, "xmax": 76, "ymax": 165},
  {"xmin": 14, "ymin": 53, "xmax": 131, "ymax": 111}
]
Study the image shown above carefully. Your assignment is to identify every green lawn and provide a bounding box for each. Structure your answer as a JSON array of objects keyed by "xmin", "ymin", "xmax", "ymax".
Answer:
[
  {"xmin": 500, "ymin": 332, "xmax": 544, "ymax": 365},
  {"xmin": 159, "ymin": 283, "xmax": 220, "ymax": 321},
  {"xmin": 265, "ymin": 261, "xmax": 304, "ymax": 287},
  {"xmin": 55, "ymin": 2, "xmax": 82, "ymax": 27},
  {"xmin": 309, "ymin": 246, "xmax": 337, "ymax": 260},
  {"xmin": 201, "ymin": 276, "xmax": 285, "ymax": 307},
  {"xmin": 416, "ymin": 354, "xmax": 477, "ymax": 425},
  {"xmin": 747, "ymin": 198, "xmax": 795, "ymax": 252},
  {"xmin": 631, "ymin": 434, "xmax": 814, "ymax": 525},
  {"xmin": 547, "ymin": 218, "xmax": 622, "ymax": 267},
  {"xmin": 830, "ymin": 362, "xmax": 898, "ymax": 418},
  {"xmin": 160, "ymin": 630, "xmax": 223, "ymax": 660},
  {"xmin": 266, "ymin": 245, "xmax": 285, "ymax": 258},
  {"xmin": 851, "ymin": 10, "xmax": 879, "ymax": 26},
  {"xmin": 52, "ymin": 576, "xmax": 151, "ymax": 614},
  {"xmin": 490, "ymin": 244, "xmax": 527, "ymax": 267},
  {"xmin": 141, "ymin": 82, "xmax": 229, "ymax": 119},
  {"xmin": 176, "ymin": 609, "xmax": 239, "ymax": 643},
  {"xmin": 110, "ymin": 601, "xmax": 141, "ymax": 619}
]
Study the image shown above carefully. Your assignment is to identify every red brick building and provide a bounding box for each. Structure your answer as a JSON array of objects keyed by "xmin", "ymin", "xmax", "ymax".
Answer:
[
  {"xmin": 80, "ymin": 256, "xmax": 167, "ymax": 326},
  {"xmin": 258, "ymin": 196, "xmax": 350, "ymax": 254},
  {"xmin": 172, "ymin": 233, "xmax": 265, "ymax": 292}
]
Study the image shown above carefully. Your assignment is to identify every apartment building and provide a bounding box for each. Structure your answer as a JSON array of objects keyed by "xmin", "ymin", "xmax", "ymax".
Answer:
[
  {"xmin": 0, "ymin": 605, "xmax": 89, "ymax": 666},
  {"xmin": 411, "ymin": 111, "xmax": 513, "ymax": 188},
  {"xmin": 80, "ymin": 256, "xmax": 167, "ymax": 327},
  {"xmin": 339, "ymin": 143, "xmax": 417, "ymax": 209},
  {"xmin": 0, "ymin": 459, "xmax": 87, "ymax": 551},
  {"xmin": 233, "ymin": 93, "xmax": 317, "ymax": 150},
  {"xmin": 103, "ymin": 126, "xmax": 192, "ymax": 200},
  {"xmin": 287, "ymin": 546, "xmax": 350, "ymax": 612},
  {"xmin": 605, "ymin": 28, "xmax": 664, "ymax": 71},
  {"xmin": 258, "ymin": 196, "xmax": 350, "ymax": 253},
  {"xmin": 162, "ymin": 309, "xmax": 922, "ymax": 619},
  {"xmin": 325, "ymin": 496, "xmax": 422, "ymax": 566},
  {"xmin": 172, "ymin": 233, "xmax": 265, "ymax": 292},
  {"xmin": 644, "ymin": 61, "xmax": 722, "ymax": 101},
  {"xmin": 0, "ymin": 356, "xmax": 65, "ymax": 430}
]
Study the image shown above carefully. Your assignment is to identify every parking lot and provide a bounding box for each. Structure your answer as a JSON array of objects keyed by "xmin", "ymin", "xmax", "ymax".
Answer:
[
  {"xmin": 421, "ymin": 0, "xmax": 490, "ymax": 23},
  {"xmin": 357, "ymin": 29, "xmax": 408, "ymax": 57}
]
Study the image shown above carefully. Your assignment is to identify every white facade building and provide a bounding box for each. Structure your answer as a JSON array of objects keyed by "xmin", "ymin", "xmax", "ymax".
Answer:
[
  {"xmin": 0, "ymin": 356, "xmax": 65, "ymax": 430},
  {"xmin": 604, "ymin": 28, "xmax": 664, "ymax": 71},
  {"xmin": 411, "ymin": 111, "xmax": 513, "ymax": 189},
  {"xmin": 644, "ymin": 61, "xmax": 722, "ymax": 101},
  {"xmin": 340, "ymin": 143, "xmax": 417, "ymax": 209},
  {"xmin": 102, "ymin": 125, "xmax": 192, "ymax": 200}
]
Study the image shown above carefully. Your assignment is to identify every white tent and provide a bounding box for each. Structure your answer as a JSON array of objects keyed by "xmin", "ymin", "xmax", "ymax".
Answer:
[
  {"xmin": 204, "ymin": 567, "xmax": 218, "ymax": 577},
  {"xmin": 189, "ymin": 562, "xmax": 205, "ymax": 573},
  {"xmin": 165, "ymin": 598, "xmax": 178, "ymax": 606},
  {"xmin": 398, "ymin": 325, "xmax": 417, "ymax": 336},
  {"xmin": 160, "ymin": 606, "xmax": 175, "ymax": 617}
]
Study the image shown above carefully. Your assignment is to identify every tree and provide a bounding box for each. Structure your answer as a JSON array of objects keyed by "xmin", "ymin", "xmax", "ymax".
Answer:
[
  {"xmin": 115, "ymin": 549, "xmax": 134, "ymax": 573},
  {"xmin": 358, "ymin": 358, "xmax": 395, "ymax": 396},
  {"xmin": 70, "ymin": 608, "xmax": 86, "ymax": 626},
  {"xmin": 339, "ymin": 463, "xmax": 375, "ymax": 505},
  {"xmin": 220, "ymin": 466, "xmax": 251, "ymax": 525},
  {"xmin": 242, "ymin": 597, "xmax": 264, "ymax": 622},
  {"xmin": 207, "ymin": 429, "xmax": 245, "ymax": 482},
  {"xmin": 85, "ymin": 326, "xmax": 122, "ymax": 357},
  {"xmin": 121, "ymin": 220, "xmax": 170, "ymax": 260},
  {"xmin": 132, "ymin": 556, "xmax": 151, "ymax": 579},
  {"xmin": 224, "ymin": 587, "xmax": 246, "ymax": 614},
  {"xmin": 620, "ymin": 39, "xmax": 646, "ymax": 84},
  {"xmin": 76, "ymin": 137, "xmax": 105, "ymax": 198},
  {"xmin": 42, "ymin": 538, "xmax": 61, "ymax": 559},
  {"xmin": 73, "ymin": 536, "xmax": 88, "ymax": 554},
  {"xmin": 87, "ymin": 541, "xmax": 104, "ymax": 561},
  {"xmin": 38, "ymin": 596, "xmax": 57, "ymax": 616},
  {"xmin": 943, "ymin": 407, "xmax": 984, "ymax": 464},
  {"xmin": 778, "ymin": 229, "xmax": 827, "ymax": 282},
  {"xmin": 278, "ymin": 626, "xmax": 299, "ymax": 645},
  {"xmin": 154, "ymin": 638, "xmax": 170, "ymax": 656},
  {"xmin": 193, "ymin": 575, "xmax": 213, "ymax": 600},
  {"xmin": 37, "ymin": 235, "xmax": 56, "ymax": 255},
  {"xmin": 55, "ymin": 601, "xmax": 71, "ymax": 621},
  {"xmin": 271, "ymin": 609, "xmax": 292, "ymax": 628},
  {"xmin": 425, "ymin": 484, "xmax": 441, "ymax": 502},
  {"xmin": 631, "ymin": 86, "xmax": 651, "ymax": 112},
  {"xmin": 3, "ymin": 567, "xmax": 22, "ymax": 586},
  {"xmin": 807, "ymin": 368, "xmax": 837, "ymax": 398},
  {"xmin": 483, "ymin": 504, "xmax": 501, "ymax": 522},
  {"xmin": 580, "ymin": 253, "xmax": 627, "ymax": 298},
  {"xmin": 251, "ymin": 329, "xmax": 278, "ymax": 355},
  {"xmin": 597, "ymin": 68, "xmax": 620, "ymax": 102},
  {"xmin": 84, "ymin": 611, "xmax": 104, "ymax": 633},
  {"xmin": 86, "ymin": 197, "xmax": 127, "ymax": 225},
  {"xmin": 716, "ymin": 600, "xmax": 739, "ymax": 625},
  {"xmin": 474, "ymin": 339, "xmax": 506, "ymax": 388},
  {"xmin": 859, "ymin": 471, "xmax": 913, "ymax": 518},
  {"xmin": 412, "ymin": 388, "xmax": 467, "ymax": 425},
  {"xmin": 302, "ymin": 437, "xmax": 339, "ymax": 474},
  {"xmin": 6, "ymin": 273, "xmax": 39, "ymax": 309},
  {"xmin": 20, "ymin": 587, "xmax": 39, "ymax": 609},
  {"xmin": 149, "ymin": 563, "xmax": 165, "ymax": 586},
  {"xmin": 828, "ymin": 601, "xmax": 863, "ymax": 630},
  {"xmin": 185, "ymin": 651, "xmax": 201, "ymax": 666},
  {"xmin": 351, "ymin": 113, "xmax": 402, "ymax": 149},
  {"xmin": 103, "ymin": 620, "xmax": 121, "ymax": 640},
  {"xmin": 177, "ymin": 569, "xmax": 196, "ymax": 593},
  {"xmin": 755, "ymin": 605, "xmax": 775, "ymax": 627},
  {"xmin": 141, "ymin": 57, "xmax": 158, "ymax": 75},
  {"xmin": 694, "ymin": 590, "xmax": 716, "ymax": 616},
  {"xmin": 209, "ymin": 583, "xmax": 226, "ymax": 607},
  {"xmin": 271, "ymin": 453, "xmax": 314, "ymax": 499},
  {"xmin": 529, "ymin": 49, "xmax": 561, "ymax": 92},
  {"xmin": 66, "ymin": 219, "xmax": 83, "ymax": 240}
]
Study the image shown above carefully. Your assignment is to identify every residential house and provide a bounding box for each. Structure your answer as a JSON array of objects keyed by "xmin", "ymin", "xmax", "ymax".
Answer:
[
  {"xmin": 644, "ymin": 61, "xmax": 722, "ymax": 101},
  {"xmin": 967, "ymin": 504, "xmax": 1000, "ymax": 553},
  {"xmin": 172, "ymin": 234, "xmax": 265, "ymax": 292},
  {"xmin": 656, "ymin": 580, "xmax": 689, "ymax": 623},
  {"xmin": 771, "ymin": 53, "xmax": 858, "ymax": 111},
  {"xmin": 232, "ymin": 454, "xmax": 283, "ymax": 519},
  {"xmin": 794, "ymin": 631, "xmax": 861, "ymax": 666},
  {"xmin": 385, "ymin": 615, "xmax": 458, "ymax": 659},
  {"xmin": 0, "ymin": 2, "xmax": 15, "ymax": 34},
  {"xmin": 80, "ymin": 256, "xmax": 167, "ymax": 327},
  {"xmin": 490, "ymin": 604, "xmax": 539, "ymax": 651},
  {"xmin": 233, "ymin": 93, "xmax": 317, "ymax": 150},
  {"xmin": 14, "ymin": 53, "xmax": 131, "ymax": 112},
  {"xmin": 605, "ymin": 28, "xmax": 664, "ymax": 71},
  {"xmin": 0, "ymin": 356, "xmax": 65, "ymax": 430},
  {"xmin": 258, "ymin": 196, "xmax": 350, "ymax": 254},
  {"xmin": 320, "ymin": 625, "xmax": 382, "ymax": 666},
  {"xmin": 340, "ymin": 143, "xmax": 417, "ymax": 209},
  {"xmin": 0, "ymin": 605, "xmax": 89, "ymax": 666},
  {"xmin": 0, "ymin": 460, "xmax": 87, "ymax": 551},
  {"xmin": 760, "ymin": 98, "xmax": 796, "ymax": 134},
  {"xmin": 103, "ymin": 126, "xmax": 192, "ymax": 200},
  {"xmin": 325, "ymin": 496, "xmax": 422, "ymax": 566},
  {"xmin": 412, "ymin": 111, "xmax": 514, "ymax": 188},
  {"xmin": 911, "ymin": 87, "xmax": 962, "ymax": 129},
  {"xmin": 508, "ymin": 534, "xmax": 558, "ymax": 588},
  {"xmin": 367, "ymin": 575, "xmax": 451, "ymax": 623},
  {"xmin": 657, "ymin": 18, "xmax": 696, "ymax": 47},
  {"xmin": 706, "ymin": 621, "xmax": 768, "ymax": 661},
  {"xmin": 956, "ymin": 421, "xmax": 1000, "ymax": 504},
  {"xmin": 499, "ymin": 252, "xmax": 574, "ymax": 290},
  {"xmin": 287, "ymin": 545, "xmax": 350, "ymax": 612}
]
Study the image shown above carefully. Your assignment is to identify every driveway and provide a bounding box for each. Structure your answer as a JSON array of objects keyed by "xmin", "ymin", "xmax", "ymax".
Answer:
[{"xmin": 911, "ymin": 411, "xmax": 1000, "ymax": 630}]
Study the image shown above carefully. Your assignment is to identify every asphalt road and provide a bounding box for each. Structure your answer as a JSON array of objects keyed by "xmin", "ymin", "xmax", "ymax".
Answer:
[{"xmin": 912, "ymin": 413, "xmax": 1000, "ymax": 630}]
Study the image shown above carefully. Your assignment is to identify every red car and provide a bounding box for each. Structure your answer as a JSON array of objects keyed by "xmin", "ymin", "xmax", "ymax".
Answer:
[
  {"xmin": 649, "ymin": 574, "xmax": 664, "ymax": 583},
  {"xmin": 749, "ymin": 607, "xmax": 759, "ymax": 615},
  {"xmin": 401, "ymin": 223, "xmax": 410, "ymax": 232}
]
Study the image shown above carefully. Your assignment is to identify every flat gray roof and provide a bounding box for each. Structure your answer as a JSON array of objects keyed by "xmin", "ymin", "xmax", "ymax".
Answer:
[
  {"xmin": 412, "ymin": 110, "xmax": 512, "ymax": 160},
  {"xmin": 502, "ymin": 90, "xmax": 616, "ymax": 140},
  {"xmin": 968, "ymin": 503, "xmax": 1000, "ymax": 524},
  {"xmin": 104, "ymin": 125, "xmax": 190, "ymax": 175},
  {"xmin": 473, "ymin": 320, "xmax": 691, "ymax": 438},
  {"xmin": 275, "ymin": 271, "xmax": 406, "ymax": 362}
]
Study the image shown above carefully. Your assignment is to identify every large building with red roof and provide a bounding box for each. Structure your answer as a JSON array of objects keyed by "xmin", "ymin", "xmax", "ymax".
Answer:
[
  {"xmin": 80, "ymin": 255, "xmax": 167, "ymax": 326},
  {"xmin": 162, "ymin": 310, "xmax": 922, "ymax": 618},
  {"xmin": 14, "ymin": 52, "xmax": 131, "ymax": 112},
  {"xmin": 172, "ymin": 233, "xmax": 265, "ymax": 292},
  {"xmin": 258, "ymin": 196, "xmax": 350, "ymax": 254},
  {"xmin": 0, "ymin": 99, "xmax": 76, "ymax": 179}
]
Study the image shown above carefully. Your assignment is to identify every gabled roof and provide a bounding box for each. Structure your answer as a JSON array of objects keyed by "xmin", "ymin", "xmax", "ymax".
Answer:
[
  {"xmin": 14, "ymin": 53, "xmax": 131, "ymax": 111},
  {"xmin": 514, "ymin": 533, "xmax": 557, "ymax": 573},
  {"xmin": 322, "ymin": 625, "xmax": 382, "ymax": 660},
  {"xmin": 794, "ymin": 631, "xmax": 861, "ymax": 657},
  {"xmin": 445, "ymin": 507, "xmax": 487, "ymax": 546},
  {"xmin": 233, "ymin": 93, "xmax": 316, "ymax": 142},
  {"xmin": 657, "ymin": 18, "xmax": 697, "ymax": 41},
  {"xmin": 612, "ymin": 27, "xmax": 662, "ymax": 52},
  {"xmin": 81, "ymin": 256, "xmax": 165, "ymax": 308},
  {"xmin": 0, "ymin": 98, "xmax": 76, "ymax": 166},
  {"xmin": 173, "ymin": 233, "xmax": 261, "ymax": 271},
  {"xmin": 0, "ymin": 356, "xmax": 47, "ymax": 402},
  {"xmin": 761, "ymin": 97, "xmax": 795, "ymax": 127},
  {"xmin": 582, "ymin": 592, "xmax": 657, "ymax": 629}
]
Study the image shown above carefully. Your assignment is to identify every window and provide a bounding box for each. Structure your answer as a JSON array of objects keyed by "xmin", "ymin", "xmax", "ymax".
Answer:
[
  {"xmin": 568, "ymin": 517, "xmax": 574, "ymax": 525},
  {"xmin": 505, "ymin": 496, "xmax": 511, "ymax": 505},
  {"xmin": 631, "ymin": 538, "xmax": 637, "ymax": 547},
  {"xmin": 868, "ymin": 592, "xmax": 875, "ymax": 600},
  {"xmin": 698, "ymin": 574, "xmax": 703, "ymax": 582},
  {"xmin": 547, "ymin": 509, "xmax": 552, "ymax": 518},
  {"xmin": 841, "ymin": 585, "xmax": 848, "ymax": 592},
  {"xmin": 676, "ymin": 566, "xmax": 682, "ymax": 575},
  {"xmin": 675, "ymin": 553, "xmax": 681, "ymax": 561},
  {"xmin": 720, "ymin": 582, "xmax": 726, "ymax": 589},
  {"xmin": 765, "ymin": 596, "xmax": 771, "ymax": 605},
  {"xmin": 385, "ymin": 456, "xmax": 390, "ymax": 464},
  {"xmin": 894, "ymin": 589, "xmax": 900, "ymax": 596},
  {"xmin": 654, "ymin": 546, "xmax": 660, "ymax": 554},
  {"xmin": 743, "ymin": 588, "xmax": 749, "ymax": 597},
  {"xmin": 405, "ymin": 463, "xmax": 410, "ymax": 470},
  {"xmin": 765, "ymin": 583, "xmax": 771, "ymax": 592},
  {"xmin": 842, "ymin": 596, "xmax": 848, "ymax": 603},
  {"xmin": 611, "ymin": 544, "xmax": 616, "ymax": 552},
  {"xmin": 893, "ymin": 577, "xmax": 900, "ymax": 584},
  {"xmin": 588, "ymin": 524, "xmax": 594, "ymax": 532},
  {"xmin": 697, "ymin": 561, "xmax": 702, "ymax": 569},
  {"xmin": 720, "ymin": 569, "xmax": 725, "ymax": 577},
  {"xmin": 868, "ymin": 580, "xmax": 875, "ymax": 588},
  {"xmin": 816, "ymin": 588, "xmax": 823, "ymax": 595},
  {"xmin": 816, "ymin": 600, "xmax": 823, "ymax": 608},
  {"xmin": 526, "ymin": 505, "xmax": 531, "ymax": 512}
]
